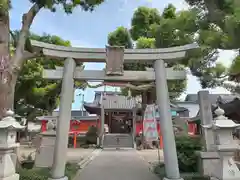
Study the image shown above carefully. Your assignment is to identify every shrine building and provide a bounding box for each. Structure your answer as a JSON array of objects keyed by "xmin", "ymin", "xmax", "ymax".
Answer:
[{"xmin": 83, "ymin": 91, "xmax": 189, "ymax": 135}]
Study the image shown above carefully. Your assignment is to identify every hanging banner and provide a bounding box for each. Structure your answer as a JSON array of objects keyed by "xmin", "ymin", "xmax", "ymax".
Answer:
[{"xmin": 143, "ymin": 104, "xmax": 158, "ymax": 142}]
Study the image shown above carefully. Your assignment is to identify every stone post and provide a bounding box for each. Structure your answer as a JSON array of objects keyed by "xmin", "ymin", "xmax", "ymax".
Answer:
[
  {"xmin": 198, "ymin": 91, "xmax": 215, "ymax": 151},
  {"xmin": 0, "ymin": 110, "xmax": 25, "ymax": 180},
  {"xmin": 210, "ymin": 108, "xmax": 240, "ymax": 180},
  {"xmin": 154, "ymin": 59, "xmax": 182, "ymax": 180},
  {"xmin": 198, "ymin": 91, "xmax": 219, "ymax": 177},
  {"xmin": 49, "ymin": 58, "xmax": 76, "ymax": 180},
  {"xmin": 35, "ymin": 120, "xmax": 56, "ymax": 168},
  {"xmin": 132, "ymin": 104, "xmax": 137, "ymax": 148},
  {"xmin": 100, "ymin": 102, "xmax": 105, "ymax": 147}
]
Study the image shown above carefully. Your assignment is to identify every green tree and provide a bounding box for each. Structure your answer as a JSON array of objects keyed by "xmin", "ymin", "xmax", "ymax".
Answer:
[
  {"xmin": 184, "ymin": 0, "xmax": 240, "ymax": 88},
  {"xmin": 108, "ymin": 6, "xmax": 189, "ymax": 99},
  {"xmin": 13, "ymin": 33, "xmax": 85, "ymax": 134},
  {"xmin": 0, "ymin": 0, "xmax": 105, "ymax": 118}
]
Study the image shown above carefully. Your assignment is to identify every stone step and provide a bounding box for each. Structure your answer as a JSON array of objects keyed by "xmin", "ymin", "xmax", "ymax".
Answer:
[{"xmin": 103, "ymin": 133, "xmax": 133, "ymax": 148}]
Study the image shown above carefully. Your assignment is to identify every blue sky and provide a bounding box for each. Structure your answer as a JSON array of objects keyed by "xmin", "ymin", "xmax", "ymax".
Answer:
[{"xmin": 10, "ymin": 0, "xmax": 237, "ymax": 110}]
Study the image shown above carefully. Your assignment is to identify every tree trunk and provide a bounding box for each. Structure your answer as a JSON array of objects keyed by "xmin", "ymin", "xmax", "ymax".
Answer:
[
  {"xmin": 0, "ymin": 3, "xmax": 42, "ymax": 119},
  {"xmin": 0, "ymin": 3, "xmax": 11, "ymax": 118}
]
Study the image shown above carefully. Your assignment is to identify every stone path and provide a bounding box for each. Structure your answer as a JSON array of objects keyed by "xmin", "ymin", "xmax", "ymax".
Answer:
[
  {"xmin": 137, "ymin": 149, "xmax": 164, "ymax": 164},
  {"xmin": 77, "ymin": 149, "xmax": 159, "ymax": 180}
]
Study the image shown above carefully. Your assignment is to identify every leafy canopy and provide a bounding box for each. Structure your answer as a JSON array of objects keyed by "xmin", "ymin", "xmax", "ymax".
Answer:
[
  {"xmin": 107, "ymin": 5, "xmax": 190, "ymax": 99},
  {"xmin": 14, "ymin": 33, "xmax": 85, "ymax": 119}
]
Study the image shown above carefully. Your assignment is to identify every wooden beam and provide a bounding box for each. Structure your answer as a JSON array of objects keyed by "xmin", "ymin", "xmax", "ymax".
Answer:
[
  {"xmin": 43, "ymin": 69, "xmax": 186, "ymax": 81},
  {"xmin": 31, "ymin": 40, "xmax": 198, "ymax": 63}
]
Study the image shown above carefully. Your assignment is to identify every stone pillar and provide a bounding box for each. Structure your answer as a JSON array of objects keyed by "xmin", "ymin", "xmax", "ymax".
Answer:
[
  {"xmin": 132, "ymin": 105, "xmax": 137, "ymax": 148},
  {"xmin": 197, "ymin": 91, "xmax": 219, "ymax": 177},
  {"xmin": 154, "ymin": 59, "xmax": 182, "ymax": 180},
  {"xmin": 35, "ymin": 120, "xmax": 56, "ymax": 168},
  {"xmin": 0, "ymin": 110, "xmax": 25, "ymax": 180},
  {"xmin": 100, "ymin": 102, "xmax": 105, "ymax": 147},
  {"xmin": 198, "ymin": 91, "xmax": 215, "ymax": 151},
  {"xmin": 50, "ymin": 58, "xmax": 76, "ymax": 180}
]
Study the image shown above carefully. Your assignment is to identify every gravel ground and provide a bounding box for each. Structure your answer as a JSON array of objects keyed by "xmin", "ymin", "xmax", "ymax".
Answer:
[{"xmin": 18, "ymin": 146, "xmax": 94, "ymax": 163}]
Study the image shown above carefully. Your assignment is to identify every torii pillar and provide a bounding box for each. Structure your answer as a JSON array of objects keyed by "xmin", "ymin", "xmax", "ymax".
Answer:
[
  {"xmin": 49, "ymin": 58, "xmax": 76, "ymax": 180},
  {"xmin": 154, "ymin": 60, "xmax": 182, "ymax": 180}
]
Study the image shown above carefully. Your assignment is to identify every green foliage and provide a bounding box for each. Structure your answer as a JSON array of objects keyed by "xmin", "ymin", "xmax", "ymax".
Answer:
[
  {"xmin": 184, "ymin": 0, "xmax": 240, "ymax": 88},
  {"xmin": 229, "ymin": 56, "xmax": 240, "ymax": 75},
  {"xmin": 153, "ymin": 163, "xmax": 210, "ymax": 180},
  {"xmin": 108, "ymin": 6, "xmax": 190, "ymax": 99},
  {"xmin": 85, "ymin": 126, "xmax": 98, "ymax": 145},
  {"xmin": 14, "ymin": 34, "xmax": 69, "ymax": 119},
  {"xmin": 26, "ymin": 0, "xmax": 105, "ymax": 13},
  {"xmin": 175, "ymin": 135, "xmax": 202, "ymax": 173},
  {"xmin": 130, "ymin": 6, "xmax": 161, "ymax": 40},
  {"xmin": 18, "ymin": 163, "xmax": 79, "ymax": 180},
  {"xmin": 136, "ymin": 37, "xmax": 155, "ymax": 48},
  {"xmin": 14, "ymin": 33, "xmax": 86, "ymax": 124},
  {"xmin": 108, "ymin": 26, "xmax": 133, "ymax": 48},
  {"xmin": 68, "ymin": 136, "xmax": 86, "ymax": 148}
]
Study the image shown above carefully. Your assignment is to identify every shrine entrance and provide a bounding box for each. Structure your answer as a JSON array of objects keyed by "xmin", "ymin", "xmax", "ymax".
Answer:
[
  {"xmin": 31, "ymin": 39, "xmax": 198, "ymax": 180},
  {"xmin": 104, "ymin": 110, "xmax": 133, "ymax": 134},
  {"xmin": 110, "ymin": 116, "xmax": 132, "ymax": 134}
]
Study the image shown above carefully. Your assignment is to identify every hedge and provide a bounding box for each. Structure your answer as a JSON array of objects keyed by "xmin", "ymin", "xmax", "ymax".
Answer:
[{"xmin": 17, "ymin": 163, "xmax": 79, "ymax": 180}]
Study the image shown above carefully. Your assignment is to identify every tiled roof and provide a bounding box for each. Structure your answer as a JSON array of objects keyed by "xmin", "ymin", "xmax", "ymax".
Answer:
[
  {"xmin": 217, "ymin": 94, "xmax": 240, "ymax": 104},
  {"xmin": 52, "ymin": 110, "xmax": 89, "ymax": 117},
  {"xmin": 101, "ymin": 95, "xmax": 135, "ymax": 110}
]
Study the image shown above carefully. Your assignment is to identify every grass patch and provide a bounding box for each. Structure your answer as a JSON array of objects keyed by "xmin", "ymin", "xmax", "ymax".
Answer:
[
  {"xmin": 17, "ymin": 163, "xmax": 79, "ymax": 180},
  {"xmin": 153, "ymin": 163, "xmax": 210, "ymax": 180}
]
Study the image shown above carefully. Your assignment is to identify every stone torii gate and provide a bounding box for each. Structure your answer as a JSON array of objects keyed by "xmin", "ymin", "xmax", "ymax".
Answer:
[{"xmin": 31, "ymin": 40, "xmax": 198, "ymax": 180}]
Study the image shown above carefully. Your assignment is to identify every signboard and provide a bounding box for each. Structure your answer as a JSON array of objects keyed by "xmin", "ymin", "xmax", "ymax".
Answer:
[{"xmin": 143, "ymin": 104, "xmax": 158, "ymax": 142}]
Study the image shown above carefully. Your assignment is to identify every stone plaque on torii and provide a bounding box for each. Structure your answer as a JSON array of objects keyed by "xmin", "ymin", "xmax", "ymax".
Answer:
[{"xmin": 30, "ymin": 40, "xmax": 198, "ymax": 180}]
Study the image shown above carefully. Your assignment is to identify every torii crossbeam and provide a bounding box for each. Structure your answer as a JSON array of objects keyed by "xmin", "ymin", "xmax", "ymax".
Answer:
[{"xmin": 42, "ymin": 68, "xmax": 186, "ymax": 81}]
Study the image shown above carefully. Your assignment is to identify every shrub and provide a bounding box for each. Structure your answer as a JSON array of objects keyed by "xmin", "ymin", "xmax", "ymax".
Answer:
[
  {"xmin": 85, "ymin": 126, "xmax": 98, "ymax": 145},
  {"xmin": 17, "ymin": 163, "xmax": 79, "ymax": 180},
  {"xmin": 175, "ymin": 135, "xmax": 203, "ymax": 172},
  {"xmin": 153, "ymin": 163, "xmax": 210, "ymax": 180},
  {"xmin": 68, "ymin": 135, "xmax": 86, "ymax": 148}
]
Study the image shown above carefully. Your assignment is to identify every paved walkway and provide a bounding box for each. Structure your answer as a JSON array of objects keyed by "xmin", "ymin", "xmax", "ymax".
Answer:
[{"xmin": 78, "ymin": 149, "xmax": 159, "ymax": 180}]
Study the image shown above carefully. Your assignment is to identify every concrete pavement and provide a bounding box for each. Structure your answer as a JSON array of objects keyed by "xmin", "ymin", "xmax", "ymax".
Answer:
[
  {"xmin": 137, "ymin": 149, "xmax": 164, "ymax": 165},
  {"xmin": 77, "ymin": 149, "xmax": 159, "ymax": 180}
]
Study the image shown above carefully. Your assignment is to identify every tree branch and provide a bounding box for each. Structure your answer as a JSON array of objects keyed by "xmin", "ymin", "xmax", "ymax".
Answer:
[
  {"xmin": 11, "ymin": 3, "xmax": 43, "ymax": 73},
  {"xmin": 203, "ymin": 0, "xmax": 225, "ymax": 29},
  {"xmin": 22, "ymin": 50, "xmax": 42, "ymax": 60}
]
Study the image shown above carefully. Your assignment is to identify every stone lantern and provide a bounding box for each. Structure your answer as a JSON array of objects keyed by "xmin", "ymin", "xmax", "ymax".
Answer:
[
  {"xmin": 0, "ymin": 110, "xmax": 25, "ymax": 180},
  {"xmin": 212, "ymin": 107, "xmax": 240, "ymax": 180}
]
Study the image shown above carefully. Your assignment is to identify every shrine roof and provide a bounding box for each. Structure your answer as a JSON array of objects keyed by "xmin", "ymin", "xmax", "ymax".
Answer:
[
  {"xmin": 84, "ymin": 95, "xmax": 136, "ymax": 112},
  {"xmin": 84, "ymin": 94, "xmax": 188, "ymax": 115},
  {"xmin": 189, "ymin": 94, "xmax": 240, "ymax": 123},
  {"xmin": 102, "ymin": 95, "xmax": 135, "ymax": 110}
]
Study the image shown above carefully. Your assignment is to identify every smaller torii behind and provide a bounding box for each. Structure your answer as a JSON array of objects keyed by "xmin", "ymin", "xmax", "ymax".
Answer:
[{"xmin": 31, "ymin": 40, "xmax": 198, "ymax": 180}]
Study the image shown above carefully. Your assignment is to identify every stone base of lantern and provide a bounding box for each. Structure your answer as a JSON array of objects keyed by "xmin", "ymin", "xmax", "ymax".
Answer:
[
  {"xmin": 216, "ymin": 151, "xmax": 240, "ymax": 180},
  {"xmin": 198, "ymin": 151, "xmax": 220, "ymax": 177},
  {"xmin": 163, "ymin": 178, "xmax": 183, "ymax": 180},
  {"xmin": 48, "ymin": 176, "xmax": 68, "ymax": 180},
  {"xmin": 0, "ymin": 174, "xmax": 19, "ymax": 180},
  {"xmin": 35, "ymin": 130, "xmax": 56, "ymax": 168},
  {"xmin": 0, "ymin": 147, "xmax": 20, "ymax": 180}
]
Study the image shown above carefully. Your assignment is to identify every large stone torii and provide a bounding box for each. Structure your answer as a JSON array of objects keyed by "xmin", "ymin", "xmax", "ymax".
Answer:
[{"xmin": 31, "ymin": 40, "xmax": 198, "ymax": 180}]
